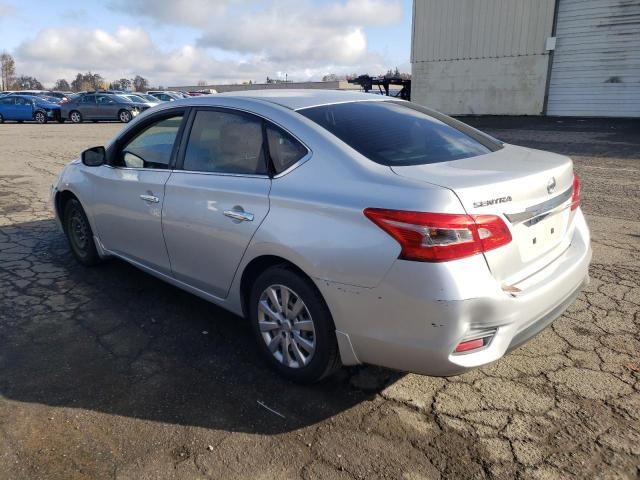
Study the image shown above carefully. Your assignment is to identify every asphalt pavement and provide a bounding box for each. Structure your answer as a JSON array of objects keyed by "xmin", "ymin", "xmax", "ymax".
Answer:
[{"xmin": 0, "ymin": 117, "xmax": 638, "ymax": 479}]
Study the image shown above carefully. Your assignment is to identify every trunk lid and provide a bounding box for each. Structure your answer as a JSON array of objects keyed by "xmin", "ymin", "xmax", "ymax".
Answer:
[{"xmin": 392, "ymin": 144, "xmax": 577, "ymax": 285}]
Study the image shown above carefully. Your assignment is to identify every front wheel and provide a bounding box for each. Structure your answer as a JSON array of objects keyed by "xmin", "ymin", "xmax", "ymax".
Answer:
[
  {"xmin": 119, "ymin": 109, "xmax": 132, "ymax": 123},
  {"xmin": 63, "ymin": 198, "xmax": 101, "ymax": 266},
  {"xmin": 249, "ymin": 266, "xmax": 340, "ymax": 383},
  {"xmin": 34, "ymin": 111, "xmax": 47, "ymax": 124}
]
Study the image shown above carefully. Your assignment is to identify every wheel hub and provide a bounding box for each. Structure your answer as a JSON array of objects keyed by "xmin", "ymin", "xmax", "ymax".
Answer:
[{"xmin": 257, "ymin": 284, "xmax": 316, "ymax": 369}]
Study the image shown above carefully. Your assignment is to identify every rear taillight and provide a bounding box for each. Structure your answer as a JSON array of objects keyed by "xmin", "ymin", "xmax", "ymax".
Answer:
[
  {"xmin": 570, "ymin": 174, "xmax": 581, "ymax": 211},
  {"xmin": 363, "ymin": 209, "xmax": 512, "ymax": 262}
]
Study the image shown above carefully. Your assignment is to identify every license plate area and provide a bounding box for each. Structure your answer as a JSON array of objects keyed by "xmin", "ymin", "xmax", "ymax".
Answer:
[{"xmin": 516, "ymin": 211, "xmax": 568, "ymax": 262}]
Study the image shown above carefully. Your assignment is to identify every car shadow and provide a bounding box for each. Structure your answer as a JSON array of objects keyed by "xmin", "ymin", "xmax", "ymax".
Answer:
[{"xmin": 0, "ymin": 218, "xmax": 404, "ymax": 435}]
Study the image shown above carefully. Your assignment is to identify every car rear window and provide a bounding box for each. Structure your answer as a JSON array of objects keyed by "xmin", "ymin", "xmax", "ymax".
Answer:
[{"xmin": 298, "ymin": 101, "xmax": 502, "ymax": 166}]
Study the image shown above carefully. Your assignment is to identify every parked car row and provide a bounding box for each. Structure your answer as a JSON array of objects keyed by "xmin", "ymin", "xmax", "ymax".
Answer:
[{"xmin": 0, "ymin": 89, "xmax": 212, "ymax": 124}]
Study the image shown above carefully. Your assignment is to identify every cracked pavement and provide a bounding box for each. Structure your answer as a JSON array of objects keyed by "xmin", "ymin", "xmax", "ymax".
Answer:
[{"xmin": 0, "ymin": 118, "xmax": 638, "ymax": 479}]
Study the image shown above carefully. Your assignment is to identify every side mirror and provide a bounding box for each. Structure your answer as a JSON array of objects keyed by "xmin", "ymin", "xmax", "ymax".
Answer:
[{"xmin": 81, "ymin": 146, "xmax": 106, "ymax": 167}]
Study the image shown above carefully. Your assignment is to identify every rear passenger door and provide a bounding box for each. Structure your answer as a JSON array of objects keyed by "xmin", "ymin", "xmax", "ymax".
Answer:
[
  {"xmin": 14, "ymin": 97, "xmax": 33, "ymax": 120},
  {"xmin": 96, "ymin": 94, "xmax": 118, "ymax": 120},
  {"xmin": 162, "ymin": 108, "xmax": 272, "ymax": 298}
]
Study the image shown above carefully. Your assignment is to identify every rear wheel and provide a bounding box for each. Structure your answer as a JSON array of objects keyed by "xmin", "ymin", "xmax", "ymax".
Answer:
[
  {"xmin": 34, "ymin": 111, "xmax": 47, "ymax": 124},
  {"xmin": 118, "ymin": 109, "xmax": 132, "ymax": 123},
  {"xmin": 63, "ymin": 198, "xmax": 101, "ymax": 266},
  {"xmin": 249, "ymin": 266, "xmax": 340, "ymax": 383},
  {"xmin": 70, "ymin": 111, "xmax": 82, "ymax": 123}
]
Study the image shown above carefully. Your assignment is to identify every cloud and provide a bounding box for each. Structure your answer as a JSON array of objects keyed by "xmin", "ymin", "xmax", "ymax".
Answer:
[
  {"xmin": 113, "ymin": 0, "xmax": 402, "ymax": 63},
  {"xmin": 12, "ymin": 0, "xmax": 405, "ymax": 87},
  {"xmin": 0, "ymin": 2, "xmax": 16, "ymax": 17},
  {"xmin": 14, "ymin": 26, "xmax": 392, "ymax": 87},
  {"xmin": 109, "ymin": 0, "xmax": 235, "ymax": 28}
]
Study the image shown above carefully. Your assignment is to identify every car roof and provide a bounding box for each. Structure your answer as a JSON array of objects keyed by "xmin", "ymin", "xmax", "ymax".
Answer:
[
  {"xmin": 217, "ymin": 89, "xmax": 392, "ymax": 110},
  {"xmin": 7, "ymin": 94, "xmax": 38, "ymax": 99}
]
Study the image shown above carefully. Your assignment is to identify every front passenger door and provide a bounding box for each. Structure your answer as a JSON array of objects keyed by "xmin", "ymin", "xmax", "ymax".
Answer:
[
  {"xmin": 87, "ymin": 112, "xmax": 185, "ymax": 274},
  {"xmin": 162, "ymin": 108, "xmax": 271, "ymax": 298},
  {"xmin": 79, "ymin": 94, "xmax": 98, "ymax": 118}
]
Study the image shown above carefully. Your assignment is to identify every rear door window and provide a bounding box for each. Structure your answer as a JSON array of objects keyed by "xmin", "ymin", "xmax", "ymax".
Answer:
[
  {"xmin": 298, "ymin": 101, "xmax": 501, "ymax": 166},
  {"xmin": 265, "ymin": 124, "xmax": 308, "ymax": 174},
  {"xmin": 182, "ymin": 109, "xmax": 267, "ymax": 175}
]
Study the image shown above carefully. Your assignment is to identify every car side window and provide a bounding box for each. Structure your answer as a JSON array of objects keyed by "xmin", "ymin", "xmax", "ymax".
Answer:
[
  {"xmin": 0, "ymin": 97, "xmax": 15, "ymax": 104},
  {"xmin": 266, "ymin": 124, "xmax": 308, "ymax": 174},
  {"xmin": 97, "ymin": 95, "xmax": 114, "ymax": 104},
  {"xmin": 183, "ymin": 110, "xmax": 267, "ymax": 175},
  {"xmin": 119, "ymin": 115, "xmax": 183, "ymax": 169},
  {"xmin": 15, "ymin": 97, "xmax": 30, "ymax": 106},
  {"xmin": 79, "ymin": 95, "xmax": 95, "ymax": 104}
]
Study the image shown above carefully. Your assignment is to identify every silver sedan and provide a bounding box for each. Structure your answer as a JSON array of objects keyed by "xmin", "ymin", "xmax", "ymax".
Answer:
[{"xmin": 51, "ymin": 90, "xmax": 592, "ymax": 383}]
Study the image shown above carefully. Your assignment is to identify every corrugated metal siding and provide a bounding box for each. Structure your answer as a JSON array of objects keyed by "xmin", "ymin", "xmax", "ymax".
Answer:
[
  {"xmin": 411, "ymin": 0, "xmax": 556, "ymax": 62},
  {"xmin": 547, "ymin": 0, "xmax": 640, "ymax": 117}
]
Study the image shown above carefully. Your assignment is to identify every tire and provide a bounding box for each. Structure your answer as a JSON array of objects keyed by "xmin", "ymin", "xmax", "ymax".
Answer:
[
  {"xmin": 118, "ymin": 109, "xmax": 132, "ymax": 123},
  {"xmin": 63, "ymin": 198, "xmax": 101, "ymax": 266},
  {"xmin": 249, "ymin": 266, "xmax": 340, "ymax": 383},
  {"xmin": 34, "ymin": 111, "xmax": 47, "ymax": 124},
  {"xmin": 70, "ymin": 111, "xmax": 82, "ymax": 123}
]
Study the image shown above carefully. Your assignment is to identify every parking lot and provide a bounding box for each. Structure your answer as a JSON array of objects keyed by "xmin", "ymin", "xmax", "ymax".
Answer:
[{"xmin": 0, "ymin": 118, "xmax": 638, "ymax": 479}]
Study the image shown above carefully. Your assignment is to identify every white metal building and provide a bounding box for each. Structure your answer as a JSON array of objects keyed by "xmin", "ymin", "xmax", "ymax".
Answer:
[{"xmin": 411, "ymin": 0, "xmax": 640, "ymax": 117}]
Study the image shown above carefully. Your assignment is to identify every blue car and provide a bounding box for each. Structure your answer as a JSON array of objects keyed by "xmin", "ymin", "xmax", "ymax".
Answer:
[{"xmin": 0, "ymin": 94, "xmax": 62, "ymax": 123}]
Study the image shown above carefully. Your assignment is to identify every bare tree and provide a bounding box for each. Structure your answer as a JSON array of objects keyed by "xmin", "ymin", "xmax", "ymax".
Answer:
[
  {"xmin": 132, "ymin": 75, "xmax": 149, "ymax": 92},
  {"xmin": 322, "ymin": 73, "xmax": 340, "ymax": 82},
  {"xmin": 12, "ymin": 75, "xmax": 43, "ymax": 90},
  {"xmin": 70, "ymin": 72, "xmax": 105, "ymax": 91},
  {"xmin": 0, "ymin": 52, "xmax": 16, "ymax": 90},
  {"xmin": 54, "ymin": 79, "xmax": 71, "ymax": 91},
  {"xmin": 196, "ymin": 80, "xmax": 207, "ymax": 87}
]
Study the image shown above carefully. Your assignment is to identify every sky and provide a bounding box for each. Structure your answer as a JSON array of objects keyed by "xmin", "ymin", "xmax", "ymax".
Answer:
[{"xmin": 0, "ymin": 0, "xmax": 412, "ymax": 88}]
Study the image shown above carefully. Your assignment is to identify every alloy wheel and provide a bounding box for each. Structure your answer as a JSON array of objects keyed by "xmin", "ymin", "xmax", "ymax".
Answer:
[
  {"xmin": 119, "ymin": 110, "xmax": 131, "ymax": 123},
  {"xmin": 257, "ymin": 284, "xmax": 316, "ymax": 368},
  {"xmin": 70, "ymin": 111, "xmax": 81, "ymax": 123},
  {"xmin": 35, "ymin": 112, "xmax": 46, "ymax": 124}
]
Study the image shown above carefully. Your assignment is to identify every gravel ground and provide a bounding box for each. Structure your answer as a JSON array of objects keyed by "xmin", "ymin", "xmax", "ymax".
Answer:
[{"xmin": 0, "ymin": 117, "xmax": 638, "ymax": 480}]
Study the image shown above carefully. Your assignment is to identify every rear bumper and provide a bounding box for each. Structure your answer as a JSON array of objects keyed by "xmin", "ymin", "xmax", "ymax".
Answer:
[{"xmin": 317, "ymin": 209, "xmax": 592, "ymax": 376}]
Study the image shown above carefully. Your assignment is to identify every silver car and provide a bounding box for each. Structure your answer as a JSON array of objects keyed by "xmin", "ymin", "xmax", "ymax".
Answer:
[
  {"xmin": 61, "ymin": 93, "xmax": 149, "ymax": 123},
  {"xmin": 50, "ymin": 90, "xmax": 591, "ymax": 383}
]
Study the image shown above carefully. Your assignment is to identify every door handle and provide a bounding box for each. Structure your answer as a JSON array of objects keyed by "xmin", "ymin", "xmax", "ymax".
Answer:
[
  {"xmin": 224, "ymin": 210, "xmax": 254, "ymax": 222},
  {"xmin": 140, "ymin": 194, "xmax": 159, "ymax": 203}
]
